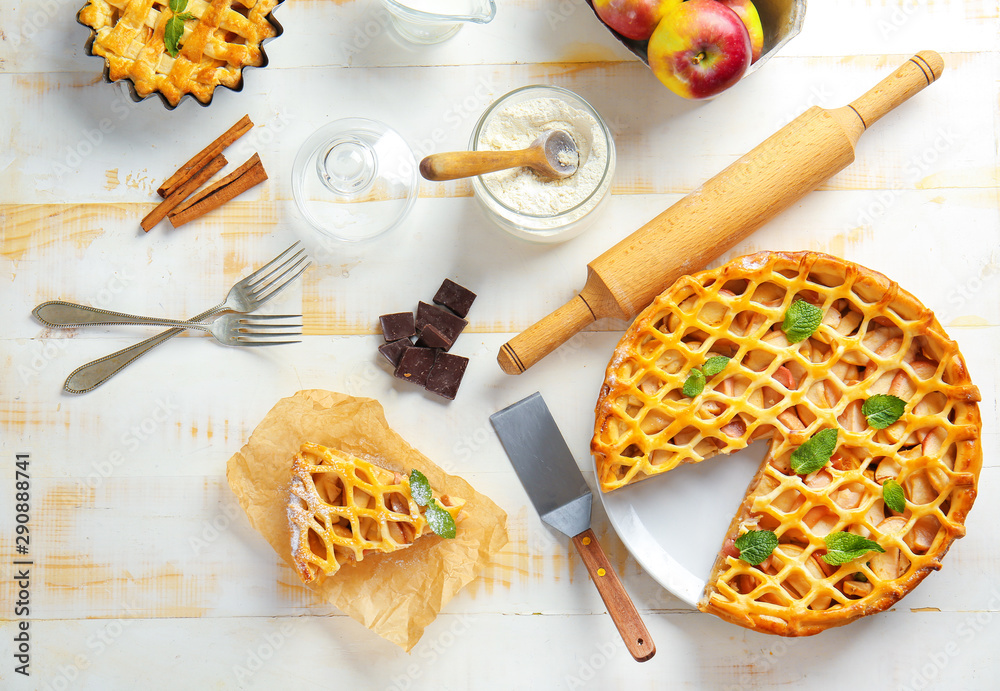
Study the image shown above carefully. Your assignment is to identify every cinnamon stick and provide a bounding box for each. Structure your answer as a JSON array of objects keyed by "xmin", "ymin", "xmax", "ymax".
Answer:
[
  {"xmin": 157, "ymin": 114, "xmax": 253, "ymax": 198},
  {"xmin": 141, "ymin": 153, "xmax": 227, "ymax": 232},
  {"xmin": 168, "ymin": 153, "xmax": 268, "ymax": 228}
]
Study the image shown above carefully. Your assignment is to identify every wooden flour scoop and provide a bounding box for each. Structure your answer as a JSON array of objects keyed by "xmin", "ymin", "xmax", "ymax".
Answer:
[{"xmin": 498, "ymin": 51, "xmax": 944, "ymax": 375}]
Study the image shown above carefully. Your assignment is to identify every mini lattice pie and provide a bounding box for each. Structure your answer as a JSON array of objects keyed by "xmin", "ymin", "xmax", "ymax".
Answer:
[
  {"xmin": 592, "ymin": 251, "xmax": 981, "ymax": 635},
  {"xmin": 287, "ymin": 442, "xmax": 465, "ymax": 585},
  {"xmin": 78, "ymin": 0, "xmax": 281, "ymax": 107}
]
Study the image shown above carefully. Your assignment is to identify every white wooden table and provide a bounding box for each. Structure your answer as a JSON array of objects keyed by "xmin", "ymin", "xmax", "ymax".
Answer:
[{"xmin": 2, "ymin": 1, "xmax": 998, "ymax": 688}]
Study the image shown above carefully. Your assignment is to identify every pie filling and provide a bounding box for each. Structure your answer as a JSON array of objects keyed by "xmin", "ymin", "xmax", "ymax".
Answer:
[{"xmin": 592, "ymin": 251, "xmax": 981, "ymax": 635}]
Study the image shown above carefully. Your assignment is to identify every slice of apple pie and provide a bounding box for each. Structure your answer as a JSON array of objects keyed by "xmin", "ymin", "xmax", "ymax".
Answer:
[
  {"xmin": 287, "ymin": 442, "xmax": 464, "ymax": 585},
  {"xmin": 592, "ymin": 251, "xmax": 981, "ymax": 635}
]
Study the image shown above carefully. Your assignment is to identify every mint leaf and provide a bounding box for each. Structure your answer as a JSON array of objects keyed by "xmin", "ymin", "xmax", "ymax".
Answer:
[
  {"xmin": 408, "ymin": 469, "xmax": 432, "ymax": 507},
  {"xmin": 409, "ymin": 470, "xmax": 454, "ymax": 537},
  {"xmin": 781, "ymin": 300, "xmax": 823, "ymax": 344},
  {"xmin": 822, "ymin": 532, "xmax": 885, "ymax": 565},
  {"xmin": 862, "ymin": 394, "xmax": 906, "ymax": 430},
  {"xmin": 164, "ymin": 0, "xmax": 193, "ymax": 57},
  {"xmin": 164, "ymin": 16, "xmax": 185, "ymax": 57},
  {"xmin": 882, "ymin": 479, "xmax": 906, "ymax": 513},
  {"xmin": 424, "ymin": 499, "xmax": 457, "ymax": 539},
  {"xmin": 682, "ymin": 368, "xmax": 706, "ymax": 398},
  {"xmin": 683, "ymin": 356, "xmax": 730, "ymax": 397},
  {"xmin": 790, "ymin": 428, "xmax": 838, "ymax": 475},
  {"xmin": 734, "ymin": 530, "xmax": 778, "ymax": 566},
  {"xmin": 702, "ymin": 355, "xmax": 731, "ymax": 377}
]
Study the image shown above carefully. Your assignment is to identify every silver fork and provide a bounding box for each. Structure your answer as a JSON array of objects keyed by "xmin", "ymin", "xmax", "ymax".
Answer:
[
  {"xmin": 62, "ymin": 242, "xmax": 312, "ymax": 393},
  {"xmin": 36, "ymin": 306, "xmax": 302, "ymax": 345},
  {"xmin": 35, "ymin": 300, "xmax": 292, "ymax": 330},
  {"xmin": 147, "ymin": 313, "xmax": 303, "ymax": 347}
]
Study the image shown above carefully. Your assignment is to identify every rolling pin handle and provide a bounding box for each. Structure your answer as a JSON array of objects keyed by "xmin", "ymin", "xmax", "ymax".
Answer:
[
  {"xmin": 498, "ymin": 294, "xmax": 596, "ymax": 375},
  {"xmin": 848, "ymin": 50, "xmax": 944, "ymax": 130}
]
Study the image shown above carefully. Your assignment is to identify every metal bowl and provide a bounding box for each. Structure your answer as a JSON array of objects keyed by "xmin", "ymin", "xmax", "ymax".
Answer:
[
  {"xmin": 585, "ymin": 0, "xmax": 806, "ymax": 82},
  {"xmin": 76, "ymin": 0, "xmax": 285, "ymax": 110}
]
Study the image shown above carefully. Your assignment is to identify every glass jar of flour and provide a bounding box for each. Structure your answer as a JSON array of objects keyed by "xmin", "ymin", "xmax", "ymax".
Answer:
[{"xmin": 469, "ymin": 85, "xmax": 617, "ymax": 244}]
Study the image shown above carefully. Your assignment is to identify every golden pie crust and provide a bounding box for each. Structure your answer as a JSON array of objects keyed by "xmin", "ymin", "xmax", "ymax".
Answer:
[
  {"xmin": 592, "ymin": 251, "xmax": 981, "ymax": 635},
  {"xmin": 78, "ymin": 0, "xmax": 280, "ymax": 106},
  {"xmin": 287, "ymin": 442, "xmax": 464, "ymax": 585}
]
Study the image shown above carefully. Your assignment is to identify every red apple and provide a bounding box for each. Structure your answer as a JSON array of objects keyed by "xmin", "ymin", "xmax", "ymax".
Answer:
[
  {"xmin": 719, "ymin": 0, "xmax": 764, "ymax": 63},
  {"xmin": 648, "ymin": 0, "xmax": 752, "ymax": 100},
  {"xmin": 593, "ymin": 0, "xmax": 680, "ymax": 41}
]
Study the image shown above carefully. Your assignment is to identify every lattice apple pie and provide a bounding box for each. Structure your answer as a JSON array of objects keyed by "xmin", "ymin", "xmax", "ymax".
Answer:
[
  {"xmin": 287, "ymin": 442, "xmax": 464, "ymax": 585},
  {"xmin": 77, "ymin": 0, "xmax": 282, "ymax": 107},
  {"xmin": 592, "ymin": 251, "xmax": 981, "ymax": 635}
]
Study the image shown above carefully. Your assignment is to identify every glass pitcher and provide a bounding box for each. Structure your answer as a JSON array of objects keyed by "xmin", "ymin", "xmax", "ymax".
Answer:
[{"xmin": 381, "ymin": 0, "xmax": 497, "ymax": 44}]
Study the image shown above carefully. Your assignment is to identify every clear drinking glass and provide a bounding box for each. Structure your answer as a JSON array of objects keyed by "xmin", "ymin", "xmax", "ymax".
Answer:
[{"xmin": 292, "ymin": 118, "xmax": 418, "ymax": 243}]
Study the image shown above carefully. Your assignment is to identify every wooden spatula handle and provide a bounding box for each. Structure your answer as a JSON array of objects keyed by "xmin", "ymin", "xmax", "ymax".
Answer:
[
  {"xmin": 572, "ymin": 529, "xmax": 656, "ymax": 662},
  {"xmin": 420, "ymin": 150, "xmax": 535, "ymax": 181}
]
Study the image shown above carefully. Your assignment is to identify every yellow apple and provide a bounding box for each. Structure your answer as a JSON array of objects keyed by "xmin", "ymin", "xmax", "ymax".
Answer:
[
  {"xmin": 718, "ymin": 0, "xmax": 764, "ymax": 63},
  {"xmin": 648, "ymin": 0, "xmax": 752, "ymax": 99}
]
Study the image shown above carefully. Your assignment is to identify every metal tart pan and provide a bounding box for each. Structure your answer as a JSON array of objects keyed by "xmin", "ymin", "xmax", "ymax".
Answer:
[{"xmin": 76, "ymin": 0, "xmax": 285, "ymax": 110}]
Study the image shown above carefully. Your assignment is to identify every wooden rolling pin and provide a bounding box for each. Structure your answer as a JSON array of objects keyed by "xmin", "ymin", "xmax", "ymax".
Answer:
[{"xmin": 498, "ymin": 51, "xmax": 944, "ymax": 375}]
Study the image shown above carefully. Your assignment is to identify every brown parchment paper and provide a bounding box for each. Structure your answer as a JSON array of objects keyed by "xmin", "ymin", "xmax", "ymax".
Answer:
[{"xmin": 226, "ymin": 389, "xmax": 508, "ymax": 651}]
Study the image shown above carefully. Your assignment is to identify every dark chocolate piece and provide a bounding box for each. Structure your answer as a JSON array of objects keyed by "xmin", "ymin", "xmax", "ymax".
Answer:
[
  {"xmin": 432, "ymin": 279, "xmax": 477, "ymax": 318},
  {"xmin": 393, "ymin": 347, "xmax": 437, "ymax": 386},
  {"xmin": 378, "ymin": 339, "xmax": 412, "ymax": 367},
  {"xmin": 415, "ymin": 324, "xmax": 453, "ymax": 350},
  {"xmin": 425, "ymin": 353, "xmax": 469, "ymax": 400},
  {"xmin": 416, "ymin": 302, "xmax": 468, "ymax": 345},
  {"xmin": 379, "ymin": 312, "xmax": 415, "ymax": 342}
]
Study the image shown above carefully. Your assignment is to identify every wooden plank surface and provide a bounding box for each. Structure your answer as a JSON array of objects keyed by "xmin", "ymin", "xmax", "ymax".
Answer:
[{"xmin": 2, "ymin": 0, "xmax": 999, "ymax": 688}]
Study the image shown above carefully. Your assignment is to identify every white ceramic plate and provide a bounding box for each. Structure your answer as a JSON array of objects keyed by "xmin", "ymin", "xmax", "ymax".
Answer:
[{"xmin": 597, "ymin": 444, "xmax": 769, "ymax": 607}]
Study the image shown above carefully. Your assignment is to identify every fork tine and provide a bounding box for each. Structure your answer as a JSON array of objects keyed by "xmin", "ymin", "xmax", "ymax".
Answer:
[
  {"xmin": 238, "ymin": 313, "xmax": 301, "ymax": 320},
  {"xmin": 236, "ymin": 322, "xmax": 299, "ymax": 329},
  {"xmin": 240, "ymin": 241, "xmax": 303, "ymax": 284},
  {"xmin": 254, "ymin": 257, "xmax": 313, "ymax": 304},
  {"xmin": 235, "ymin": 332, "xmax": 302, "ymax": 343},
  {"xmin": 245, "ymin": 249, "xmax": 307, "ymax": 293},
  {"xmin": 239, "ymin": 326, "xmax": 303, "ymax": 332},
  {"xmin": 235, "ymin": 339, "xmax": 302, "ymax": 346},
  {"xmin": 234, "ymin": 317, "xmax": 302, "ymax": 335}
]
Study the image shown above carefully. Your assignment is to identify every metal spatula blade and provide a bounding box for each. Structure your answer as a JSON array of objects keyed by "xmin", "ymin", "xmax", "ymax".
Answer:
[
  {"xmin": 490, "ymin": 392, "xmax": 656, "ymax": 662},
  {"xmin": 489, "ymin": 392, "xmax": 592, "ymax": 537}
]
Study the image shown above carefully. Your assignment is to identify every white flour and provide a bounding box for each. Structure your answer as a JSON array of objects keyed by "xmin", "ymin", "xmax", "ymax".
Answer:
[{"xmin": 477, "ymin": 97, "xmax": 607, "ymax": 216}]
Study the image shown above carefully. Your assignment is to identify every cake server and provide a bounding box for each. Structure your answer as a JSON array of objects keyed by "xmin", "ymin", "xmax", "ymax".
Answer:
[{"xmin": 490, "ymin": 392, "xmax": 655, "ymax": 662}]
